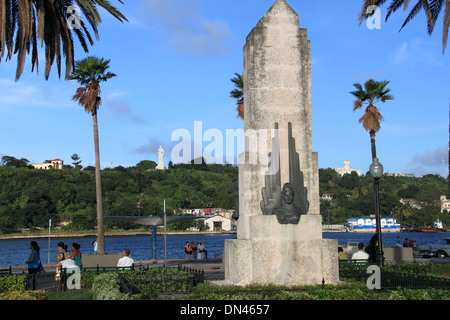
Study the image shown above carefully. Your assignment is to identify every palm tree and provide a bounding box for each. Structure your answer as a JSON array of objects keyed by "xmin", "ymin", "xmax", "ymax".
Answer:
[
  {"xmin": 350, "ymin": 79, "xmax": 394, "ymax": 161},
  {"xmin": 359, "ymin": 0, "xmax": 450, "ymax": 191},
  {"xmin": 230, "ymin": 73, "xmax": 244, "ymax": 119},
  {"xmin": 70, "ymin": 56, "xmax": 116, "ymax": 255},
  {"xmin": 0, "ymin": 0, "xmax": 127, "ymax": 81},
  {"xmin": 358, "ymin": 0, "xmax": 450, "ymax": 54}
]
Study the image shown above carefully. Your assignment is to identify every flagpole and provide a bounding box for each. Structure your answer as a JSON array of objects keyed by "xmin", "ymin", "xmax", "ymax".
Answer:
[
  {"xmin": 164, "ymin": 199, "xmax": 167, "ymax": 268},
  {"xmin": 48, "ymin": 219, "xmax": 51, "ymax": 264}
]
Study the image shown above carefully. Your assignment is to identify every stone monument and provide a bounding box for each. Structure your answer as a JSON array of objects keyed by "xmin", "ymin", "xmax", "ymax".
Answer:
[
  {"xmin": 155, "ymin": 146, "xmax": 166, "ymax": 170},
  {"xmin": 223, "ymin": 0, "xmax": 339, "ymax": 286}
]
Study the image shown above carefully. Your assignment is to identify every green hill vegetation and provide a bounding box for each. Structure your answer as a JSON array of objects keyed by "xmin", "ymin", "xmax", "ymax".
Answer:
[
  {"xmin": 319, "ymin": 168, "xmax": 449, "ymax": 229},
  {"xmin": 0, "ymin": 155, "xmax": 448, "ymax": 232}
]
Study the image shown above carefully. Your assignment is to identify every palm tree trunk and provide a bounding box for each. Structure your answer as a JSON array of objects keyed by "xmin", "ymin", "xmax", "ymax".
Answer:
[
  {"xmin": 370, "ymin": 130, "xmax": 377, "ymax": 161},
  {"xmin": 93, "ymin": 111, "xmax": 105, "ymax": 254}
]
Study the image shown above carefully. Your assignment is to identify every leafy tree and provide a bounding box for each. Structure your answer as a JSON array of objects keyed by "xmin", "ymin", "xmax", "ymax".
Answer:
[
  {"xmin": 71, "ymin": 153, "xmax": 82, "ymax": 169},
  {"xmin": 350, "ymin": 79, "xmax": 394, "ymax": 161},
  {"xmin": 136, "ymin": 160, "xmax": 157, "ymax": 171},
  {"xmin": 0, "ymin": 0, "xmax": 127, "ymax": 80},
  {"xmin": 70, "ymin": 56, "xmax": 116, "ymax": 254},
  {"xmin": 1, "ymin": 156, "xmax": 32, "ymax": 168}
]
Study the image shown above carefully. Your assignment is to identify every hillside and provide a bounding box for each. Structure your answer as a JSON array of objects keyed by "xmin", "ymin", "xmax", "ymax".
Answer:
[
  {"xmin": 0, "ymin": 162, "xmax": 448, "ymax": 232},
  {"xmin": 319, "ymin": 168, "xmax": 449, "ymax": 228}
]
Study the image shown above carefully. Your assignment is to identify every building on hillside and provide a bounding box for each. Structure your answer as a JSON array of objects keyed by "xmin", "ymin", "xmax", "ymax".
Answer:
[
  {"xmin": 321, "ymin": 193, "xmax": 333, "ymax": 201},
  {"xmin": 178, "ymin": 208, "xmax": 235, "ymax": 220},
  {"xmin": 203, "ymin": 215, "xmax": 234, "ymax": 231},
  {"xmin": 179, "ymin": 208, "xmax": 212, "ymax": 216},
  {"xmin": 386, "ymin": 173, "xmax": 415, "ymax": 177},
  {"xmin": 400, "ymin": 198, "xmax": 422, "ymax": 210},
  {"xmin": 440, "ymin": 195, "xmax": 450, "ymax": 213},
  {"xmin": 334, "ymin": 160, "xmax": 361, "ymax": 176},
  {"xmin": 31, "ymin": 159, "xmax": 64, "ymax": 170}
]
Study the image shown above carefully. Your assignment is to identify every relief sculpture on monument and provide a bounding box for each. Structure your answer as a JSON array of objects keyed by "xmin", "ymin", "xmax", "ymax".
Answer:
[{"xmin": 260, "ymin": 122, "xmax": 309, "ymax": 224}]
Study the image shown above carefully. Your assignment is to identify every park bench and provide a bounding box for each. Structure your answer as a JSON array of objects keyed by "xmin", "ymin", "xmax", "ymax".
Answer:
[
  {"xmin": 0, "ymin": 267, "xmax": 12, "ymax": 277},
  {"xmin": 339, "ymin": 259, "xmax": 369, "ymax": 266},
  {"xmin": 62, "ymin": 264, "xmax": 134, "ymax": 276}
]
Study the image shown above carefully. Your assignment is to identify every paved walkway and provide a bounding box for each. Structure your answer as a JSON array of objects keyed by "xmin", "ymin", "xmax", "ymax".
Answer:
[{"xmin": 5, "ymin": 258, "xmax": 225, "ymax": 280}]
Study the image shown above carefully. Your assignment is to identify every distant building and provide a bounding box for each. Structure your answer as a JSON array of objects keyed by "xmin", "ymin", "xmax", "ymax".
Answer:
[
  {"xmin": 31, "ymin": 159, "xmax": 64, "ymax": 170},
  {"xmin": 386, "ymin": 173, "xmax": 415, "ymax": 177},
  {"xmin": 335, "ymin": 160, "xmax": 360, "ymax": 176},
  {"xmin": 321, "ymin": 193, "xmax": 333, "ymax": 201},
  {"xmin": 440, "ymin": 195, "xmax": 450, "ymax": 213},
  {"xmin": 400, "ymin": 198, "xmax": 422, "ymax": 210},
  {"xmin": 203, "ymin": 215, "xmax": 234, "ymax": 231}
]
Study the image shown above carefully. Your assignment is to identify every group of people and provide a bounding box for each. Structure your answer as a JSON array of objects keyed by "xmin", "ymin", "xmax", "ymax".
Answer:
[
  {"xmin": 184, "ymin": 240, "xmax": 207, "ymax": 259},
  {"xmin": 54, "ymin": 241, "xmax": 83, "ymax": 280},
  {"xmin": 337, "ymin": 234, "xmax": 383, "ymax": 262},
  {"xmin": 26, "ymin": 239, "xmax": 135, "ymax": 276},
  {"xmin": 396, "ymin": 236, "xmax": 418, "ymax": 249}
]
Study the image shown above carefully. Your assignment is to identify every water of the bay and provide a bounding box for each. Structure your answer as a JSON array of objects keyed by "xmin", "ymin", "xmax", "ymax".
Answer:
[{"xmin": 1, "ymin": 231, "xmax": 448, "ymax": 268}]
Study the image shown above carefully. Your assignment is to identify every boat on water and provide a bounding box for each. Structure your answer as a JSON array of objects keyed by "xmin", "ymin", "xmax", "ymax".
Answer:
[{"xmin": 346, "ymin": 217, "xmax": 401, "ymax": 232}]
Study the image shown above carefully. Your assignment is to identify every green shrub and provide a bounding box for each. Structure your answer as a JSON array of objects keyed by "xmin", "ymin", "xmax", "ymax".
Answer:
[
  {"xmin": 0, "ymin": 275, "xmax": 27, "ymax": 293},
  {"xmin": 47, "ymin": 289, "xmax": 93, "ymax": 300},
  {"xmin": 0, "ymin": 290, "xmax": 47, "ymax": 300},
  {"xmin": 121, "ymin": 268, "xmax": 198, "ymax": 297},
  {"xmin": 91, "ymin": 273, "xmax": 135, "ymax": 300},
  {"xmin": 184, "ymin": 282, "xmax": 450, "ymax": 300}
]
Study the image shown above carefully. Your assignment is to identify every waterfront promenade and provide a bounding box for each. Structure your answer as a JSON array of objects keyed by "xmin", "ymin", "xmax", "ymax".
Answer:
[{"xmin": 6, "ymin": 257, "xmax": 226, "ymax": 281}]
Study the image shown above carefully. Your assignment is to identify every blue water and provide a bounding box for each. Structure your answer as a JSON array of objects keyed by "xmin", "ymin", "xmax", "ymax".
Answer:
[
  {"xmin": 0, "ymin": 234, "xmax": 236, "ymax": 267},
  {"xmin": 1, "ymin": 231, "xmax": 449, "ymax": 268}
]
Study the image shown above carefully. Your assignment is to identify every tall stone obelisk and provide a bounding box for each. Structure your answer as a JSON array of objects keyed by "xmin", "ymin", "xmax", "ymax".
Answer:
[{"xmin": 223, "ymin": 0, "xmax": 338, "ymax": 286}]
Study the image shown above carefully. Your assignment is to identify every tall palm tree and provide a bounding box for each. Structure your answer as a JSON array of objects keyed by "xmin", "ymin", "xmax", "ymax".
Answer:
[
  {"xmin": 359, "ymin": 0, "xmax": 450, "ymax": 190},
  {"xmin": 0, "ymin": 0, "xmax": 127, "ymax": 81},
  {"xmin": 358, "ymin": 0, "xmax": 450, "ymax": 54},
  {"xmin": 350, "ymin": 79, "xmax": 394, "ymax": 161},
  {"xmin": 230, "ymin": 72, "xmax": 244, "ymax": 119},
  {"xmin": 70, "ymin": 56, "xmax": 116, "ymax": 255}
]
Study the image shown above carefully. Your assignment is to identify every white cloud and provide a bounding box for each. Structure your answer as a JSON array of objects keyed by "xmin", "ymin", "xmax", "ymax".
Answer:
[
  {"xmin": 0, "ymin": 78, "xmax": 74, "ymax": 111},
  {"xmin": 140, "ymin": 0, "xmax": 231, "ymax": 56},
  {"xmin": 391, "ymin": 39, "xmax": 444, "ymax": 66},
  {"xmin": 407, "ymin": 145, "xmax": 448, "ymax": 177}
]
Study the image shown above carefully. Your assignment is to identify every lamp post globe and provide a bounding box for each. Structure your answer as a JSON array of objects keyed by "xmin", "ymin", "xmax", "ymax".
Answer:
[{"xmin": 369, "ymin": 157, "xmax": 383, "ymax": 178}]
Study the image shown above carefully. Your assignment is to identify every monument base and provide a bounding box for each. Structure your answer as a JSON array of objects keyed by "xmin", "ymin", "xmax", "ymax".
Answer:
[{"xmin": 224, "ymin": 215, "xmax": 339, "ymax": 286}]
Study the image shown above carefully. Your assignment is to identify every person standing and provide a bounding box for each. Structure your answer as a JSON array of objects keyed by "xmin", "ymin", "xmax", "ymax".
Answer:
[
  {"xmin": 198, "ymin": 241, "xmax": 208, "ymax": 259},
  {"xmin": 185, "ymin": 241, "xmax": 192, "ymax": 259},
  {"xmin": 92, "ymin": 239, "xmax": 98, "ymax": 254},
  {"xmin": 71, "ymin": 243, "xmax": 82, "ymax": 267},
  {"xmin": 395, "ymin": 236, "xmax": 402, "ymax": 247},
  {"xmin": 25, "ymin": 241, "xmax": 41, "ymax": 274},
  {"xmin": 191, "ymin": 241, "xmax": 198, "ymax": 259}
]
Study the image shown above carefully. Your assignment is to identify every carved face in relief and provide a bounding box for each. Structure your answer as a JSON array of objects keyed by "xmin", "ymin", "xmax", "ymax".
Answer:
[{"xmin": 282, "ymin": 183, "xmax": 294, "ymax": 205}]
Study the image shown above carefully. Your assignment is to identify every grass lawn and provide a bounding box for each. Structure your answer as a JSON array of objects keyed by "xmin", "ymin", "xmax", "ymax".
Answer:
[{"xmin": 47, "ymin": 289, "xmax": 93, "ymax": 300}]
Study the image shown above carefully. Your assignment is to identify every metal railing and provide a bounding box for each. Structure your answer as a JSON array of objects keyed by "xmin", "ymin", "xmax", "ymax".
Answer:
[
  {"xmin": 339, "ymin": 264, "xmax": 450, "ymax": 290},
  {"xmin": 118, "ymin": 264, "xmax": 205, "ymax": 299}
]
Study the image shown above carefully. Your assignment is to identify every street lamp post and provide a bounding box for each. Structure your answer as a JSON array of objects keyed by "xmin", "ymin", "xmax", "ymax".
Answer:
[{"xmin": 369, "ymin": 157, "xmax": 384, "ymax": 266}]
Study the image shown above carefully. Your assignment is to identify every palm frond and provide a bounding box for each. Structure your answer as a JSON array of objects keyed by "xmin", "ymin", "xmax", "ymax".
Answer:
[
  {"xmin": 0, "ymin": 0, "xmax": 127, "ymax": 81},
  {"xmin": 359, "ymin": 0, "xmax": 449, "ymax": 54}
]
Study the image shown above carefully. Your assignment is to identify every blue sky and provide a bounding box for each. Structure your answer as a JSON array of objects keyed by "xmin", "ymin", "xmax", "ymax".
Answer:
[{"xmin": 0, "ymin": 0, "xmax": 448, "ymax": 177}]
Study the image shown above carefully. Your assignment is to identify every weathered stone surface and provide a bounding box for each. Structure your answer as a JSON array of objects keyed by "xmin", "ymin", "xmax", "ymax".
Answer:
[{"xmin": 224, "ymin": 0, "xmax": 338, "ymax": 286}]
